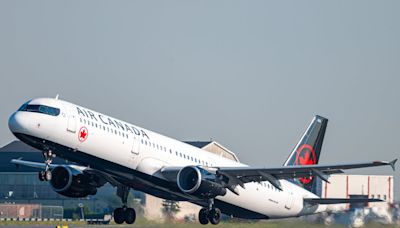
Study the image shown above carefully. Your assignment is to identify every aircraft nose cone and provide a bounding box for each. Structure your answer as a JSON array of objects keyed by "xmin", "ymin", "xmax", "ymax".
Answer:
[{"xmin": 8, "ymin": 112, "xmax": 26, "ymax": 133}]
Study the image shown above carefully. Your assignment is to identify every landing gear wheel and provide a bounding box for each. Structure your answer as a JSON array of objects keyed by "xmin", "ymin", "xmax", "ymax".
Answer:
[
  {"xmin": 38, "ymin": 170, "xmax": 52, "ymax": 181},
  {"xmin": 44, "ymin": 170, "xmax": 52, "ymax": 181},
  {"xmin": 114, "ymin": 186, "xmax": 136, "ymax": 224},
  {"xmin": 125, "ymin": 208, "xmax": 136, "ymax": 224},
  {"xmin": 38, "ymin": 171, "xmax": 45, "ymax": 181},
  {"xmin": 199, "ymin": 208, "xmax": 209, "ymax": 225},
  {"xmin": 113, "ymin": 206, "xmax": 136, "ymax": 224},
  {"xmin": 208, "ymin": 208, "xmax": 221, "ymax": 225},
  {"xmin": 113, "ymin": 208, "xmax": 125, "ymax": 224}
]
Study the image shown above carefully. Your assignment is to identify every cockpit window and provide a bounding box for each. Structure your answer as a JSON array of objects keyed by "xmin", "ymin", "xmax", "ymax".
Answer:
[{"xmin": 18, "ymin": 104, "xmax": 60, "ymax": 116}]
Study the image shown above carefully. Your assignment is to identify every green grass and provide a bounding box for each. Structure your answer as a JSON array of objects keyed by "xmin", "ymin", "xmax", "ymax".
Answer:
[{"xmin": 0, "ymin": 217, "xmax": 398, "ymax": 228}]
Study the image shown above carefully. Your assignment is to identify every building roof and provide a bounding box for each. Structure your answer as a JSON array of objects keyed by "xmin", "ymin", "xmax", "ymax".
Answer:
[
  {"xmin": 183, "ymin": 141, "xmax": 213, "ymax": 149},
  {"xmin": 183, "ymin": 141, "xmax": 240, "ymax": 162},
  {"xmin": 0, "ymin": 140, "xmax": 39, "ymax": 152}
]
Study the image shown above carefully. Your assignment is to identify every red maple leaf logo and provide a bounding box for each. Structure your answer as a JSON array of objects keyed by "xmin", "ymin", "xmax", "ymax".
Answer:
[
  {"xmin": 299, "ymin": 150, "xmax": 314, "ymax": 165},
  {"xmin": 78, "ymin": 127, "xmax": 88, "ymax": 142},
  {"xmin": 80, "ymin": 129, "xmax": 87, "ymax": 139},
  {"xmin": 295, "ymin": 144, "xmax": 316, "ymax": 185}
]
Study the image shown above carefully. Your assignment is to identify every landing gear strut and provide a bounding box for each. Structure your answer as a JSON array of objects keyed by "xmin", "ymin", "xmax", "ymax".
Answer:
[
  {"xmin": 38, "ymin": 150, "xmax": 54, "ymax": 181},
  {"xmin": 113, "ymin": 185, "xmax": 136, "ymax": 224},
  {"xmin": 199, "ymin": 199, "xmax": 221, "ymax": 225}
]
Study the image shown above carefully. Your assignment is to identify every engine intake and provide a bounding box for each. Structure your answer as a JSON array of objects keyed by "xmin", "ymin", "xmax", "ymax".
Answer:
[
  {"xmin": 50, "ymin": 166, "xmax": 99, "ymax": 198},
  {"xmin": 177, "ymin": 166, "xmax": 226, "ymax": 198}
]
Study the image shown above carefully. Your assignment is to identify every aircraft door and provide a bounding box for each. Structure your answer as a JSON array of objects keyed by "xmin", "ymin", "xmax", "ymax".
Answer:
[
  {"xmin": 285, "ymin": 192, "xmax": 294, "ymax": 210},
  {"xmin": 131, "ymin": 136, "xmax": 140, "ymax": 155},
  {"xmin": 66, "ymin": 106, "xmax": 77, "ymax": 133}
]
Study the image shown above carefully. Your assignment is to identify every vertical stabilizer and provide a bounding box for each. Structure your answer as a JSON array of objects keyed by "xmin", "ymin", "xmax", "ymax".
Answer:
[{"xmin": 283, "ymin": 115, "xmax": 328, "ymax": 194}]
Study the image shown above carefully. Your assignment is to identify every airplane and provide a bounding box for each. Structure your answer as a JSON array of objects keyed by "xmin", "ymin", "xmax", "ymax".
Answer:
[{"xmin": 7, "ymin": 97, "xmax": 396, "ymax": 225}]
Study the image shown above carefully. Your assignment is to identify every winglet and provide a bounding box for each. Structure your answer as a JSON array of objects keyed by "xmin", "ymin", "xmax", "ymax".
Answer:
[{"xmin": 389, "ymin": 159, "xmax": 397, "ymax": 171}]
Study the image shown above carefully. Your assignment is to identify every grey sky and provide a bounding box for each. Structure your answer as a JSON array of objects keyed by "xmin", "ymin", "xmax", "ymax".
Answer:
[{"xmin": 0, "ymin": 1, "xmax": 399, "ymax": 199}]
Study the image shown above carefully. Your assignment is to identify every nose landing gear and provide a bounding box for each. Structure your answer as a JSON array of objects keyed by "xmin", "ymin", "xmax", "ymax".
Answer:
[
  {"xmin": 38, "ymin": 150, "xmax": 54, "ymax": 181},
  {"xmin": 113, "ymin": 185, "xmax": 136, "ymax": 224},
  {"xmin": 199, "ymin": 199, "xmax": 221, "ymax": 225}
]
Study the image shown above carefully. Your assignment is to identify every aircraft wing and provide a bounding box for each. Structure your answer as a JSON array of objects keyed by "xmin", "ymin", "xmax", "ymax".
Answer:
[
  {"xmin": 303, "ymin": 198, "xmax": 384, "ymax": 205},
  {"xmin": 10, "ymin": 158, "xmax": 85, "ymax": 171},
  {"xmin": 10, "ymin": 158, "xmax": 121, "ymax": 187},
  {"xmin": 216, "ymin": 159, "xmax": 397, "ymax": 190}
]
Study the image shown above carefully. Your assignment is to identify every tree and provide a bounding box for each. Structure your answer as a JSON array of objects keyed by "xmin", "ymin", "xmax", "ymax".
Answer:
[{"xmin": 161, "ymin": 200, "xmax": 180, "ymax": 221}]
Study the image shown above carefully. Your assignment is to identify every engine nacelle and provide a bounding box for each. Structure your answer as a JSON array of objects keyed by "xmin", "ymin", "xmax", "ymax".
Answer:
[
  {"xmin": 177, "ymin": 166, "xmax": 226, "ymax": 198},
  {"xmin": 50, "ymin": 166, "xmax": 99, "ymax": 198}
]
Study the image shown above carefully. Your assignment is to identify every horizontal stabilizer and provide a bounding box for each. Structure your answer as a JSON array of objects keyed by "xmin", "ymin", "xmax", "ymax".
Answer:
[{"xmin": 304, "ymin": 198, "xmax": 384, "ymax": 205}]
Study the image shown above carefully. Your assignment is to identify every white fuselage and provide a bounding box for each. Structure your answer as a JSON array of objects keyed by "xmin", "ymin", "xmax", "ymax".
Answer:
[{"xmin": 8, "ymin": 98, "xmax": 326, "ymax": 219}]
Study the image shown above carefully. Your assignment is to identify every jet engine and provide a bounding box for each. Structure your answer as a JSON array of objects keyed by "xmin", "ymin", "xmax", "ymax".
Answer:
[
  {"xmin": 177, "ymin": 166, "xmax": 227, "ymax": 198},
  {"xmin": 50, "ymin": 166, "xmax": 101, "ymax": 198}
]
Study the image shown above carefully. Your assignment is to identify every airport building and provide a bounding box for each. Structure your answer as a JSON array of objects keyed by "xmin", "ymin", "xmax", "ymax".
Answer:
[
  {"xmin": 321, "ymin": 174, "xmax": 394, "ymax": 211},
  {"xmin": 0, "ymin": 141, "xmax": 113, "ymax": 218}
]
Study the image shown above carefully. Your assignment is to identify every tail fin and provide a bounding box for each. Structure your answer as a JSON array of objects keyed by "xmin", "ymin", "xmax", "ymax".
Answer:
[{"xmin": 283, "ymin": 115, "xmax": 328, "ymax": 194}]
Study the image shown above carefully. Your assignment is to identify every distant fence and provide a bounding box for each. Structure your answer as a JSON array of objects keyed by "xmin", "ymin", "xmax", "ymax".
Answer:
[{"xmin": 0, "ymin": 204, "xmax": 63, "ymax": 219}]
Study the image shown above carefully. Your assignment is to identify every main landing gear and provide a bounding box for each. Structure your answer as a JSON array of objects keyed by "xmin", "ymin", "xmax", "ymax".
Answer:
[
  {"xmin": 198, "ymin": 199, "xmax": 221, "ymax": 225},
  {"xmin": 113, "ymin": 185, "xmax": 136, "ymax": 225},
  {"xmin": 38, "ymin": 150, "xmax": 54, "ymax": 181}
]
